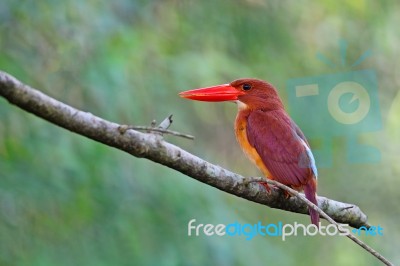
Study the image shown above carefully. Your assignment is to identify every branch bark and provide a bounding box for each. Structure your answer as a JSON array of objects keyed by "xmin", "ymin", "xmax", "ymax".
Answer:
[{"xmin": 0, "ymin": 71, "xmax": 369, "ymax": 228}]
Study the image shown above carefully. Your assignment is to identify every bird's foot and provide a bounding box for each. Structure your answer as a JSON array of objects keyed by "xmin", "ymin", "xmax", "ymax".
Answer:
[
  {"xmin": 282, "ymin": 189, "xmax": 292, "ymax": 199},
  {"xmin": 242, "ymin": 177, "xmax": 275, "ymax": 193},
  {"xmin": 242, "ymin": 177, "xmax": 295, "ymax": 198},
  {"xmin": 257, "ymin": 181, "xmax": 294, "ymax": 197},
  {"xmin": 258, "ymin": 181, "xmax": 272, "ymax": 193}
]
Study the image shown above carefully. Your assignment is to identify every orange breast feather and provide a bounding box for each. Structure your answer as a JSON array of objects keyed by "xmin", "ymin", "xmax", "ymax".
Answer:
[{"xmin": 234, "ymin": 111, "xmax": 274, "ymax": 180}]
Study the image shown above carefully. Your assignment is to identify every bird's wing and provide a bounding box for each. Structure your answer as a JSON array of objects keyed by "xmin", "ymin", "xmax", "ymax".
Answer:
[{"xmin": 246, "ymin": 109, "xmax": 317, "ymax": 186}]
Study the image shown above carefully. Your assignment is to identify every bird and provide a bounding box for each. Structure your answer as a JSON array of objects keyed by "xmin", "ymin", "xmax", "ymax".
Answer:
[{"xmin": 179, "ymin": 78, "xmax": 319, "ymax": 226}]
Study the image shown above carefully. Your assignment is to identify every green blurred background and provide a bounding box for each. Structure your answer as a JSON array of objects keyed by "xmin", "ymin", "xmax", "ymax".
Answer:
[{"xmin": 0, "ymin": 1, "xmax": 399, "ymax": 265}]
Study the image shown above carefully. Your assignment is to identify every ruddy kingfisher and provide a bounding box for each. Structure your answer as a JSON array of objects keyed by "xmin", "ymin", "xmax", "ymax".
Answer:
[{"xmin": 179, "ymin": 78, "xmax": 319, "ymax": 226}]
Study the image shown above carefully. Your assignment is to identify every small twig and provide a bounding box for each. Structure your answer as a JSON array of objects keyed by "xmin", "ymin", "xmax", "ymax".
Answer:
[
  {"xmin": 122, "ymin": 126, "xmax": 194, "ymax": 140},
  {"xmin": 118, "ymin": 115, "xmax": 194, "ymax": 140},
  {"xmin": 242, "ymin": 177, "xmax": 394, "ymax": 266}
]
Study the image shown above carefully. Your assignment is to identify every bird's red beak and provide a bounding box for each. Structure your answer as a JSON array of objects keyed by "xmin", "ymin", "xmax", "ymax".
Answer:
[{"xmin": 179, "ymin": 84, "xmax": 244, "ymax": 102}]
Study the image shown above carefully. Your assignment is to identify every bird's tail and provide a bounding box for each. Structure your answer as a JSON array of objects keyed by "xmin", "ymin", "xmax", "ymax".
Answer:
[{"xmin": 303, "ymin": 178, "xmax": 319, "ymax": 227}]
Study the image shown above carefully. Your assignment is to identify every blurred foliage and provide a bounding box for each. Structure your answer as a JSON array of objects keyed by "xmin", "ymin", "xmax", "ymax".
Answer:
[{"xmin": 0, "ymin": 0, "xmax": 399, "ymax": 265}]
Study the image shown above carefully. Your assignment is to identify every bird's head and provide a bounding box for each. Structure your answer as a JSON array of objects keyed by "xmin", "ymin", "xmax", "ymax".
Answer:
[{"xmin": 179, "ymin": 78, "xmax": 284, "ymax": 111}]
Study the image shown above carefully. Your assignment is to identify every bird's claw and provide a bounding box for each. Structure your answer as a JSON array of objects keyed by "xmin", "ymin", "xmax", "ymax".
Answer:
[
  {"xmin": 282, "ymin": 189, "xmax": 292, "ymax": 199},
  {"xmin": 242, "ymin": 177, "xmax": 280, "ymax": 194},
  {"xmin": 258, "ymin": 181, "xmax": 272, "ymax": 193}
]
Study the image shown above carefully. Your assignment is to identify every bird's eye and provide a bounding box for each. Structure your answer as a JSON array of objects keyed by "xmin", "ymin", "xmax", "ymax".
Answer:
[{"xmin": 242, "ymin": 83, "xmax": 252, "ymax": 91}]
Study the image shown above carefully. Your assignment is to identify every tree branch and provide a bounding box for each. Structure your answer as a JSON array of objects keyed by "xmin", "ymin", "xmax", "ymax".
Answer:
[
  {"xmin": 0, "ymin": 71, "xmax": 369, "ymax": 228},
  {"xmin": 1, "ymin": 70, "xmax": 394, "ymax": 265}
]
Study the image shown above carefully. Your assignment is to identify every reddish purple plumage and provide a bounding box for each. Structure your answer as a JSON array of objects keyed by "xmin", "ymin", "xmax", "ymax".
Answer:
[
  {"xmin": 246, "ymin": 110, "xmax": 308, "ymax": 185},
  {"xmin": 245, "ymin": 109, "xmax": 319, "ymax": 225},
  {"xmin": 304, "ymin": 178, "xmax": 319, "ymax": 225}
]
